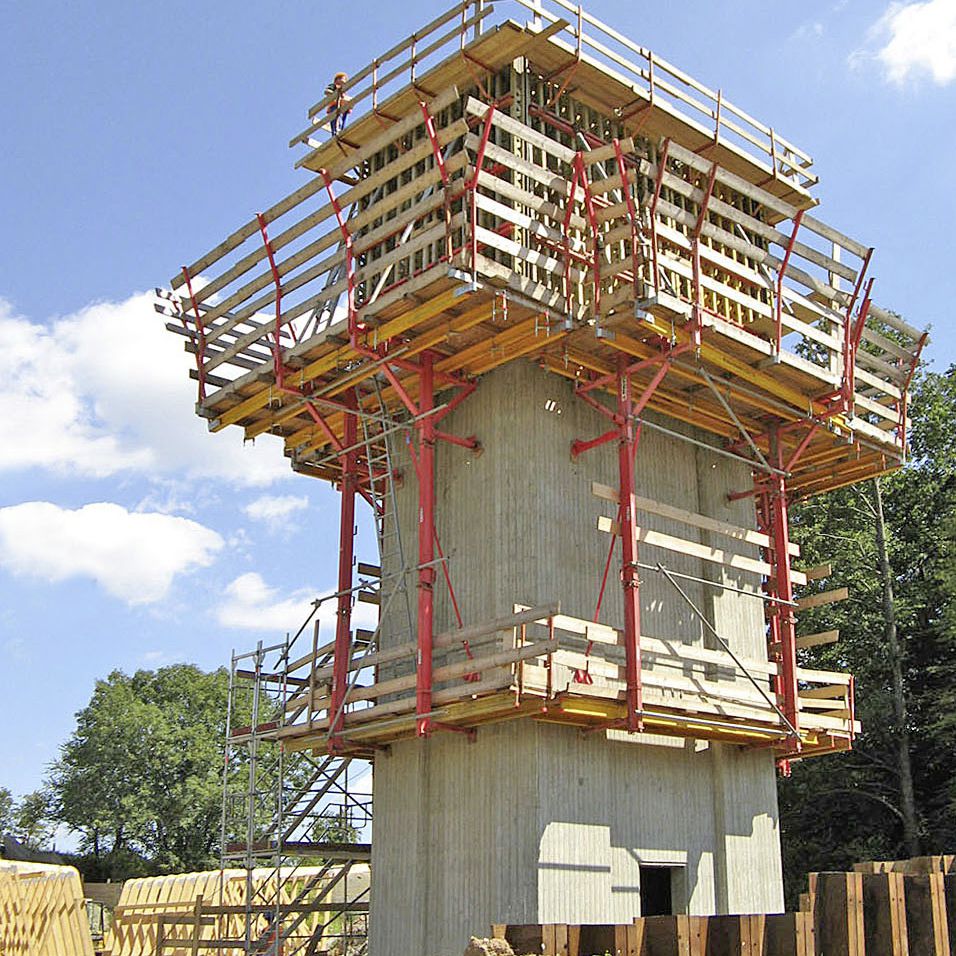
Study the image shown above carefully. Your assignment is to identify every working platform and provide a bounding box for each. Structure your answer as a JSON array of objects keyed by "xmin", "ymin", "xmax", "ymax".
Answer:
[
  {"xmin": 164, "ymin": 70, "xmax": 923, "ymax": 498},
  {"xmin": 162, "ymin": 0, "xmax": 925, "ymax": 773},
  {"xmin": 263, "ymin": 603, "xmax": 857, "ymax": 760}
]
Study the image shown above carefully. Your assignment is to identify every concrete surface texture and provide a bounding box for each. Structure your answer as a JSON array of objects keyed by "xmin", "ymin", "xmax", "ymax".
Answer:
[{"xmin": 371, "ymin": 361, "xmax": 784, "ymax": 956}]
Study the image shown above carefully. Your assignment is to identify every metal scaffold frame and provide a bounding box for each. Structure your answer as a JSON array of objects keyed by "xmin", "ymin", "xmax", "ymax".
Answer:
[{"xmin": 218, "ymin": 613, "xmax": 373, "ymax": 955}]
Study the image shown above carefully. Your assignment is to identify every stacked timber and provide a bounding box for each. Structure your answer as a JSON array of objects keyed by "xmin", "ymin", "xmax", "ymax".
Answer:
[
  {"xmin": 0, "ymin": 860, "xmax": 95, "ymax": 956},
  {"xmin": 488, "ymin": 856, "xmax": 954, "ymax": 956}
]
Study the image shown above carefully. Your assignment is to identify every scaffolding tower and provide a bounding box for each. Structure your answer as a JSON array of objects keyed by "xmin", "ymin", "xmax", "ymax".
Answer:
[{"xmin": 221, "ymin": 614, "xmax": 373, "ymax": 955}]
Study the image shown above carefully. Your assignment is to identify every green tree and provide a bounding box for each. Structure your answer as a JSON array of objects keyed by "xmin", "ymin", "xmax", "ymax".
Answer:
[
  {"xmin": 0, "ymin": 787, "xmax": 14, "ymax": 837},
  {"xmin": 14, "ymin": 790, "xmax": 56, "ymax": 849},
  {"xmin": 47, "ymin": 664, "xmax": 233, "ymax": 880},
  {"xmin": 779, "ymin": 366, "xmax": 956, "ymax": 903}
]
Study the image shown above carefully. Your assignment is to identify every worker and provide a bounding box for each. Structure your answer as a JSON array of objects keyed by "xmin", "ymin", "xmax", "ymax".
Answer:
[
  {"xmin": 326, "ymin": 71, "xmax": 352, "ymax": 135},
  {"xmin": 253, "ymin": 911, "xmax": 284, "ymax": 955}
]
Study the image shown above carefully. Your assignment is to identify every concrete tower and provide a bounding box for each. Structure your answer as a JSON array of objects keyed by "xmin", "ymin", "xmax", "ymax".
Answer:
[{"xmin": 166, "ymin": 4, "xmax": 924, "ymax": 954}]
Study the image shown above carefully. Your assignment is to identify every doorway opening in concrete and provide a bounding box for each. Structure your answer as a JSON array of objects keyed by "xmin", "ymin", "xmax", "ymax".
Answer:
[{"xmin": 640, "ymin": 865, "xmax": 681, "ymax": 916}]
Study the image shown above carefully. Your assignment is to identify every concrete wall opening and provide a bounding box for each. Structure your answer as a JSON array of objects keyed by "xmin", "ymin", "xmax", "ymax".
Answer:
[{"xmin": 640, "ymin": 864, "xmax": 682, "ymax": 916}]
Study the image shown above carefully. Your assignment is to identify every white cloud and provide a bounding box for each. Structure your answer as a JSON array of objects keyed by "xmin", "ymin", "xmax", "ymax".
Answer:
[
  {"xmin": 0, "ymin": 501, "xmax": 223, "ymax": 605},
  {"xmin": 793, "ymin": 20, "xmax": 825, "ymax": 40},
  {"xmin": 141, "ymin": 649, "xmax": 186, "ymax": 666},
  {"xmin": 0, "ymin": 294, "xmax": 290, "ymax": 485},
  {"xmin": 216, "ymin": 571, "xmax": 377, "ymax": 635},
  {"xmin": 243, "ymin": 494, "xmax": 309, "ymax": 527},
  {"xmin": 858, "ymin": 0, "xmax": 956, "ymax": 85}
]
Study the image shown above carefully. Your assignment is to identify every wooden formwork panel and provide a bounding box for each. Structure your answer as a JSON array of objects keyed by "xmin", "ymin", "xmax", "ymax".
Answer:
[
  {"xmin": 804, "ymin": 862, "xmax": 955, "ymax": 956},
  {"xmin": 0, "ymin": 861, "xmax": 95, "ymax": 956}
]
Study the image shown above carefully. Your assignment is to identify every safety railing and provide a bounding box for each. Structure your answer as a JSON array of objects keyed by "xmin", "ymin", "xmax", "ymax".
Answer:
[
  {"xmin": 290, "ymin": 0, "xmax": 816, "ymax": 191},
  {"xmin": 265, "ymin": 601, "xmax": 857, "ymax": 752},
  {"xmin": 164, "ymin": 94, "xmax": 921, "ymax": 470}
]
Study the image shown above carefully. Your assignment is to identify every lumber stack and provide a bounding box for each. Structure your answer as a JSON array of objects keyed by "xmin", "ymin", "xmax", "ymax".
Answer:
[
  {"xmin": 490, "ymin": 915, "xmax": 814, "ymax": 956},
  {"xmin": 0, "ymin": 861, "xmax": 95, "ymax": 956},
  {"xmin": 489, "ymin": 856, "xmax": 955, "ymax": 956}
]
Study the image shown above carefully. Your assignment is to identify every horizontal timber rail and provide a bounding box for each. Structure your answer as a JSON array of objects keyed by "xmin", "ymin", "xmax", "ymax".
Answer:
[
  {"xmin": 163, "ymin": 93, "xmax": 924, "ymax": 497},
  {"xmin": 290, "ymin": 0, "xmax": 817, "ymax": 194},
  {"xmin": 247, "ymin": 602, "xmax": 856, "ymax": 759}
]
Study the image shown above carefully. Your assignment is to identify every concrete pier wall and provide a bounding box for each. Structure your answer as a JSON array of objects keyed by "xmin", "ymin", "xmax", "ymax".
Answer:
[{"xmin": 370, "ymin": 361, "xmax": 783, "ymax": 956}]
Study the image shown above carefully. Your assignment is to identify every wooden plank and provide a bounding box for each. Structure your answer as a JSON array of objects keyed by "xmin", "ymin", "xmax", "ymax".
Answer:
[
  {"xmin": 813, "ymin": 871, "xmax": 865, "ymax": 956},
  {"xmin": 476, "ymin": 169, "xmax": 587, "ymax": 231},
  {"xmin": 591, "ymin": 481, "xmax": 800, "ymax": 557},
  {"xmin": 869, "ymin": 304, "xmax": 925, "ymax": 344},
  {"xmin": 763, "ymin": 912, "xmax": 815, "ymax": 956},
  {"xmin": 797, "ymin": 587, "xmax": 849, "ymax": 611},
  {"xmin": 465, "ymin": 132, "xmax": 571, "ymax": 193},
  {"xmin": 345, "ymin": 637, "xmax": 558, "ymax": 703},
  {"xmin": 795, "ymin": 630, "xmax": 840, "ymax": 650},
  {"xmin": 597, "ymin": 515, "xmax": 809, "ymax": 584},
  {"xmin": 803, "ymin": 564, "xmax": 833, "ymax": 582},
  {"xmin": 800, "ymin": 684, "xmax": 848, "ymax": 700},
  {"xmin": 795, "ymin": 666, "xmax": 852, "ymax": 686},
  {"xmin": 863, "ymin": 872, "xmax": 909, "ymax": 956},
  {"xmin": 904, "ymin": 873, "xmax": 950, "ymax": 956}
]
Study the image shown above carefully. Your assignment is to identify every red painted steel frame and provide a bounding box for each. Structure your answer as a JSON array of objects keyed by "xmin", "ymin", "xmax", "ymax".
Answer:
[
  {"xmin": 329, "ymin": 391, "xmax": 359, "ymax": 750},
  {"xmin": 256, "ymin": 213, "xmax": 290, "ymax": 390},
  {"xmin": 617, "ymin": 357, "xmax": 645, "ymax": 732},
  {"xmin": 416, "ymin": 352, "xmax": 438, "ymax": 736},
  {"xmin": 754, "ymin": 426, "xmax": 820, "ymax": 766},
  {"xmin": 768, "ymin": 468, "xmax": 799, "ymax": 743},
  {"xmin": 571, "ymin": 355, "xmax": 672, "ymax": 732}
]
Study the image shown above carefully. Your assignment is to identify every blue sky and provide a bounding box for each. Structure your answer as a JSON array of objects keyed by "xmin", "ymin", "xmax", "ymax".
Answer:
[{"xmin": 1, "ymin": 0, "xmax": 954, "ymax": 824}]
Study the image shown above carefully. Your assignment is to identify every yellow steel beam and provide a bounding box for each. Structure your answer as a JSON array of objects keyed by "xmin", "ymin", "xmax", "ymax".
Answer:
[{"xmin": 210, "ymin": 288, "xmax": 467, "ymax": 433}]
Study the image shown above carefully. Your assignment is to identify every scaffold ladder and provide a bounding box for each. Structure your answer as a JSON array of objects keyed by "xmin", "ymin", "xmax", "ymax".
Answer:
[{"xmin": 358, "ymin": 374, "xmax": 416, "ymax": 650}]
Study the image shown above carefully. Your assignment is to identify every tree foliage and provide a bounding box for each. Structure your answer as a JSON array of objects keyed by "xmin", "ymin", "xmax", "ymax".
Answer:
[
  {"xmin": 47, "ymin": 664, "xmax": 233, "ymax": 880},
  {"xmin": 0, "ymin": 787, "xmax": 14, "ymax": 837},
  {"xmin": 779, "ymin": 366, "xmax": 956, "ymax": 903},
  {"xmin": 0, "ymin": 786, "xmax": 56, "ymax": 850}
]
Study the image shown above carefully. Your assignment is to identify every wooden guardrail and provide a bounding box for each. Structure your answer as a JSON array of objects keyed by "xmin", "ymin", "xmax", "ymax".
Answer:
[{"xmin": 291, "ymin": 0, "xmax": 817, "ymax": 193}]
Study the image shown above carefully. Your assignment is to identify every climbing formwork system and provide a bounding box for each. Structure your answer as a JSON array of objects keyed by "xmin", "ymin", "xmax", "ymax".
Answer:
[{"xmin": 160, "ymin": 0, "xmax": 926, "ymax": 941}]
